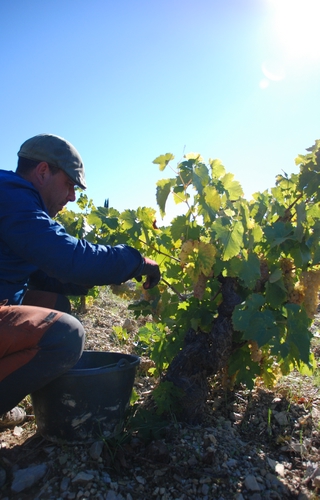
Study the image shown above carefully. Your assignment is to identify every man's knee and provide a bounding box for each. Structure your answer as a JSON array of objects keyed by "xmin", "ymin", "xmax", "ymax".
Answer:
[{"xmin": 39, "ymin": 313, "xmax": 85, "ymax": 370}]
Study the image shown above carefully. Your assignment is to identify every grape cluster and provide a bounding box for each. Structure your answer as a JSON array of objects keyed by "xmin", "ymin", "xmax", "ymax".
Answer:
[
  {"xmin": 248, "ymin": 340, "xmax": 263, "ymax": 363},
  {"xmin": 280, "ymin": 258, "xmax": 294, "ymax": 296},
  {"xmin": 255, "ymin": 256, "xmax": 269, "ymax": 292},
  {"xmin": 259, "ymin": 257, "xmax": 270, "ymax": 283},
  {"xmin": 193, "ymin": 272, "xmax": 209, "ymax": 300},
  {"xmin": 288, "ymin": 282, "xmax": 305, "ymax": 305},
  {"xmin": 300, "ymin": 270, "xmax": 320, "ymax": 318}
]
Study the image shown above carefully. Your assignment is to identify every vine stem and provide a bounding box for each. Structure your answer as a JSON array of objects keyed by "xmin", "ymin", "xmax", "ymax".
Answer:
[
  {"xmin": 138, "ymin": 239, "xmax": 180, "ymax": 262},
  {"xmin": 276, "ymin": 193, "xmax": 304, "ymax": 222},
  {"xmin": 161, "ymin": 277, "xmax": 190, "ymax": 301}
]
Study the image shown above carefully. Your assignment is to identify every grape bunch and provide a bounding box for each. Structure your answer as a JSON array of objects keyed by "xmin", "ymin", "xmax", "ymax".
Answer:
[
  {"xmin": 248, "ymin": 340, "xmax": 263, "ymax": 363},
  {"xmin": 255, "ymin": 256, "xmax": 269, "ymax": 291},
  {"xmin": 300, "ymin": 269, "xmax": 320, "ymax": 318},
  {"xmin": 259, "ymin": 256, "xmax": 270, "ymax": 283},
  {"xmin": 280, "ymin": 257, "xmax": 295, "ymax": 296},
  {"xmin": 288, "ymin": 282, "xmax": 305, "ymax": 305},
  {"xmin": 193, "ymin": 272, "xmax": 209, "ymax": 300}
]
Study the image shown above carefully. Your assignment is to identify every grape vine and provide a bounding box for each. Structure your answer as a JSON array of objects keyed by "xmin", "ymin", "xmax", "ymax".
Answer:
[{"xmin": 57, "ymin": 141, "xmax": 320, "ymax": 397}]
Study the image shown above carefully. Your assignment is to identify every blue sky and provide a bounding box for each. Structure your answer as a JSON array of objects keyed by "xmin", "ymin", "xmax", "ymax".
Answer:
[{"xmin": 1, "ymin": 0, "xmax": 320, "ymax": 222}]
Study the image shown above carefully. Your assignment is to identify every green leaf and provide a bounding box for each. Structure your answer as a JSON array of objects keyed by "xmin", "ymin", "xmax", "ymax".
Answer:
[
  {"xmin": 221, "ymin": 220, "xmax": 244, "ymax": 260},
  {"xmin": 221, "ymin": 173, "xmax": 244, "ymax": 199},
  {"xmin": 297, "ymin": 354, "xmax": 316, "ymax": 376},
  {"xmin": 263, "ymin": 222, "xmax": 294, "ymax": 248},
  {"xmin": 170, "ymin": 215, "xmax": 188, "ymax": 241},
  {"xmin": 265, "ymin": 281, "xmax": 287, "ymax": 308},
  {"xmin": 244, "ymin": 310, "xmax": 280, "ymax": 345},
  {"xmin": 295, "ymin": 202, "xmax": 306, "ymax": 242},
  {"xmin": 269, "ymin": 268, "xmax": 283, "ymax": 283},
  {"xmin": 285, "ymin": 304, "xmax": 311, "ymax": 364},
  {"xmin": 203, "ymin": 185, "xmax": 221, "ymax": 212},
  {"xmin": 209, "ymin": 158, "xmax": 226, "ymax": 178},
  {"xmin": 250, "ymin": 223, "xmax": 264, "ymax": 244},
  {"xmin": 156, "ymin": 178, "xmax": 175, "ymax": 217},
  {"xmin": 233, "ymin": 295, "xmax": 281, "ymax": 346},
  {"xmin": 172, "ymin": 185, "xmax": 188, "ymax": 205},
  {"xmin": 229, "ymin": 252, "xmax": 261, "ymax": 288},
  {"xmin": 312, "ymin": 242, "xmax": 320, "ymax": 265},
  {"xmin": 250, "ymin": 190, "xmax": 270, "ymax": 224},
  {"xmin": 153, "ymin": 153, "xmax": 175, "ymax": 171},
  {"xmin": 228, "ymin": 346, "xmax": 259, "ymax": 390},
  {"xmin": 290, "ymin": 244, "xmax": 311, "ymax": 268},
  {"xmin": 232, "ymin": 294, "xmax": 265, "ymax": 332},
  {"xmin": 298, "ymin": 167, "xmax": 320, "ymax": 198},
  {"xmin": 121, "ymin": 209, "xmax": 141, "ymax": 237},
  {"xmin": 192, "ymin": 164, "xmax": 210, "ymax": 195},
  {"xmin": 105, "ymin": 217, "xmax": 119, "ymax": 230}
]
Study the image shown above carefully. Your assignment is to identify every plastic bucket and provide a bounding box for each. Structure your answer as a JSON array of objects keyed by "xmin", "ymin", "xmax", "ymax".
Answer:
[{"xmin": 31, "ymin": 351, "xmax": 140, "ymax": 442}]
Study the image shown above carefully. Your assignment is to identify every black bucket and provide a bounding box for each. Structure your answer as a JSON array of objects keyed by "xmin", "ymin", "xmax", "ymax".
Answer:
[{"xmin": 31, "ymin": 351, "xmax": 140, "ymax": 442}]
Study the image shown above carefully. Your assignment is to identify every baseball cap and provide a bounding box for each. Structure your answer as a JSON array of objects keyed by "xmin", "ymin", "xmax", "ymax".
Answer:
[{"xmin": 17, "ymin": 133, "xmax": 87, "ymax": 189}]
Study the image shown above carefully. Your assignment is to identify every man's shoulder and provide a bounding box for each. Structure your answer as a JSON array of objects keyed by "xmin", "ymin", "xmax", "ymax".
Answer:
[
  {"xmin": 0, "ymin": 169, "xmax": 40, "ymax": 209},
  {"xmin": 0, "ymin": 169, "xmax": 33, "ymax": 189},
  {"xmin": 0, "ymin": 169, "xmax": 16, "ymax": 180}
]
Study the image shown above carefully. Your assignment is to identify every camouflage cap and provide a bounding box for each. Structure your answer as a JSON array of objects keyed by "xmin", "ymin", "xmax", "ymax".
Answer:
[{"xmin": 17, "ymin": 133, "xmax": 87, "ymax": 189}]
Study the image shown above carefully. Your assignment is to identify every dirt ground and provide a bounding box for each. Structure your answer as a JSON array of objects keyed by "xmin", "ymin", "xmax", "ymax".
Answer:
[{"xmin": 0, "ymin": 288, "xmax": 319, "ymax": 499}]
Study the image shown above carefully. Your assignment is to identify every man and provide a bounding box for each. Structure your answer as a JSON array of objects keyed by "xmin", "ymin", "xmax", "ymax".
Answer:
[{"xmin": 0, "ymin": 133, "xmax": 160, "ymax": 427}]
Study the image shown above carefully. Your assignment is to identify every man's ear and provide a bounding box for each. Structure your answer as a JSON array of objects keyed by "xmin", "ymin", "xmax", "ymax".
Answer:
[{"xmin": 34, "ymin": 162, "xmax": 50, "ymax": 185}]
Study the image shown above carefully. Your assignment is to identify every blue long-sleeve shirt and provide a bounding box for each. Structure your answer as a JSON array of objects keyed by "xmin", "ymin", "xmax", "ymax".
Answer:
[{"xmin": 0, "ymin": 169, "xmax": 144, "ymax": 304}]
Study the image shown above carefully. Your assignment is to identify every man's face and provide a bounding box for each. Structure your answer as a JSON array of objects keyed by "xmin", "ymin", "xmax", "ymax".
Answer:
[{"xmin": 39, "ymin": 168, "xmax": 77, "ymax": 217}]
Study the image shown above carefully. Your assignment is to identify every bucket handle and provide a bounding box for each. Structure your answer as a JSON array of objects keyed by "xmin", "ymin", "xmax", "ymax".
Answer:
[
  {"xmin": 88, "ymin": 359, "xmax": 131, "ymax": 372},
  {"xmin": 116, "ymin": 358, "xmax": 131, "ymax": 369}
]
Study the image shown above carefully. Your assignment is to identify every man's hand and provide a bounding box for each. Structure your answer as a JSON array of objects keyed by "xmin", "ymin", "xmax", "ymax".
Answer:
[{"xmin": 136, "ymin": 257, "xmax": 160, "ymax": 289}]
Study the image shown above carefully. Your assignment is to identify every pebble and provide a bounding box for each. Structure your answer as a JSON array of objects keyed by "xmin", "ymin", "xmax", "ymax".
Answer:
[
  {"xmin": 89, "ymin": 440, "xmax": 104, "ymax": 460},
  {"xmin": 60, "ymin": 477, "xmax": 70, "ymax": 492},
  {"xmin": 244, "ymin": 474, "xmax": 261, "ymax": 492},
  {"xmin": 71, "ymin": 471, "xmax": 94, "ymax": 483},
  {"xmin": 11, "ymin": 464, "xmax": 47, "ymax": 493},
  {"xmin": 1, "ymin": 386, "xmax": 318, "ymax": 499}
]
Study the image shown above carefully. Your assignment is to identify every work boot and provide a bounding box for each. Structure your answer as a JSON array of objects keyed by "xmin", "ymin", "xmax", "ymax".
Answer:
[{"xmin": 0, "ymin": 407, "xmax": 26, "ymax": 429}]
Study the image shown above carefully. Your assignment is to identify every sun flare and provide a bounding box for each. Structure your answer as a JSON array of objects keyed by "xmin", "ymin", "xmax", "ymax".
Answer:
[{"xmin": 268, "ymin": 0, "xmax": 320, "ymax": 61}]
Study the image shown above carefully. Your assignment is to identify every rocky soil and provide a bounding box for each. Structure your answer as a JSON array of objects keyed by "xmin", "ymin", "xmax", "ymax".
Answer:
[{"xmin": 0, "ymin": 288, "xmax": 319, "ymax": 500}]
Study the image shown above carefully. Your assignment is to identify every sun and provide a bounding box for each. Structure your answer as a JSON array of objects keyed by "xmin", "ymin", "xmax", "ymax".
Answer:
[{"xmin": 268, "ymin": 0, "xmax": 320, "ymax": 61}]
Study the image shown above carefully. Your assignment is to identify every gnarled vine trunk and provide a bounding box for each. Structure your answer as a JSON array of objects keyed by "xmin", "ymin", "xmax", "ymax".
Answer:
[{"xmin": 164, "ymin": 277, "xmax": 242, "ymax": 423}]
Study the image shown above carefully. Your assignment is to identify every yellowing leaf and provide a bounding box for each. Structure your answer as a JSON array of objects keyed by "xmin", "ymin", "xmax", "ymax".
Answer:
[
  {"xmin": 209, "ymin": 158, "xmax": 226, "ymax": 178},
  {"xmin": 184, "ymin": 152, "xmax": 204, "ymax": 162},
  {"xmin": 221, "ymin": 173, "xmax": 244, "ymax": 199},
  {"xmin": 153, "ymin": 153, "xmax": 175, "ymax": 171},
  {"xmin": 180, "ymin": 240, "xmax": 216, "ymax": 282},
  {"xmin": 203, "ymin": 185, "xmax": 221, "ymax": 211}
]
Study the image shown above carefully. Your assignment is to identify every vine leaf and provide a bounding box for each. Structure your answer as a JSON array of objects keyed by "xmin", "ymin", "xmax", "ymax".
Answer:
[
  {"xmin": 153, "ymin": 153, "xmax": 175, "ymax": 171},
  {"xmin": 228, "ymin": 346, "xmax": 260, "ymax": 390},
  {"xmin": 285, "ymin": 304, "xmax": 311, "ymax": 365},
  {"xmin": 213, "ymin": 219, "xmax": 244, "ymax": 260},
  {"xmin": 221, "ymin": 173, "xmax": 244, "ymax": 199},
  {"xmin": 203, "ymin": 185, "xmax": 220, "ymax": 212},
  {"xmin": 121, "ymin": 209, "xmax": 142, "ymax": 238},
  {"xmin": 264, "ymin": 221, "xmax": 294, "ymax": 248},
  {"xmin": 156, "ymin": 178, "xmax": 175, "ymax": 217},
  {"xmin": 229, "ymin": 252, "xmax": 261, "ymax": 288},
  {"xmin": 180, "ymin": 240, "xmax": 216, "ymax": 282},
  {"xmin": 265, "ymin": 281, "xmax": 287, "ymax": 309},
  {"xmin": 233, "ymin": 294, "xmax": 274, "ymax": 345},
  {"xmin": 192, "ymin": 164, "xmax": 210, "ymax": 195},
  {"xmin": 210, "ymin": 158, "xmax": 226, "ymax": 178}
]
